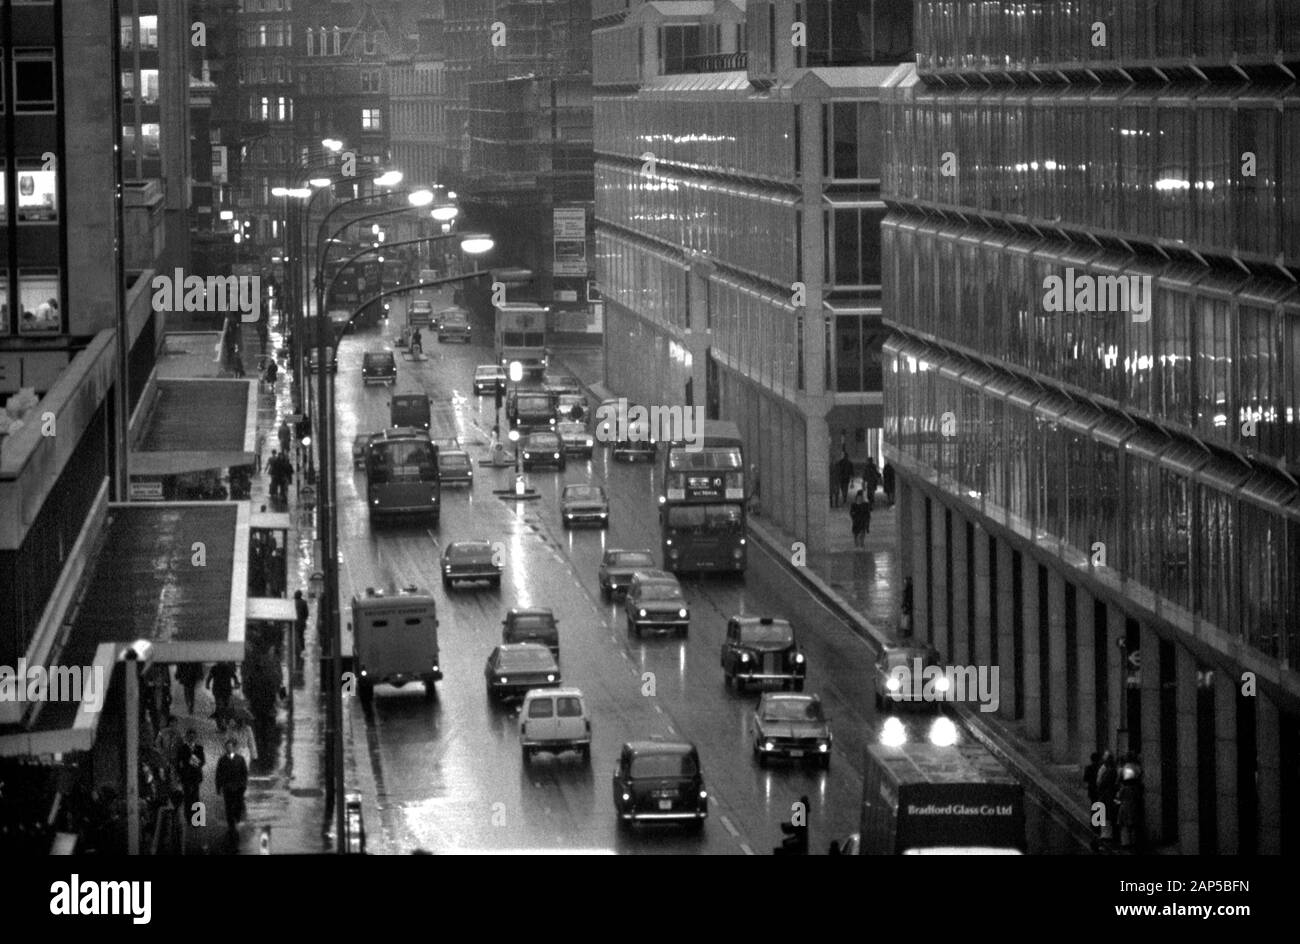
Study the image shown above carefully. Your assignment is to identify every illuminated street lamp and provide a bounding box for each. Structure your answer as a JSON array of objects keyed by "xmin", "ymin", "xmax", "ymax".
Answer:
[
  {"xmin": 430, "ymin": 204, "xmax": 459, "ymax": 222},
  {"xmin": 407, "ymin": 189, "xmax": 435, "ymax": 207},
  {"xmin": 374, "ymin": 170, "xmax": 403, "ymax": 188},
  {"xmin": 460, "ymin": 234, "xmax": 495, "ymax": 255}
]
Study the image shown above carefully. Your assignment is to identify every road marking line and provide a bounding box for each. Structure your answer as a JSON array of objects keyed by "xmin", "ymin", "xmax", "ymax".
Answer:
[
  {"xmin": 719, "ymin": 815, "xmax": 740, "ymax": 838},
  {"xmin": 653, "ymin": 704, "xmax": 664, "ymax": 714},
  {"xmin": 739, "ymin": 842, "xmax": 755, "ymax": 856}
]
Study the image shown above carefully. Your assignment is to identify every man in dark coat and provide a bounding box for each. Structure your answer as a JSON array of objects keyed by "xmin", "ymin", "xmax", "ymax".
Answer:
[
  {"xmin": 215, "ymin": 738, "xmax": 249, "ymax": 842},
  {"xmin": 849, "ymin": 490, "xmax": 871, "ymax": 548},
  {"xmin": 174, "ymin": 728, "xmax": 206, "ymax": 816},
  {"xmin": 835, "ymin": 450, "xmax": 854, "ymax": 506},
  {"xmin": 864, "ymin": 458, "xmax": 881, "ymax": 507},
  {"xmin": 207, "ymin": 662, "xmax": 240, "ymax": 730},
  {"xmin": 293, "ymin": 590, "xmax": 309, "ymax": 655},
  {"xmin": 882, "ymin": 462, "xmax": 896, "ymax": 505}
]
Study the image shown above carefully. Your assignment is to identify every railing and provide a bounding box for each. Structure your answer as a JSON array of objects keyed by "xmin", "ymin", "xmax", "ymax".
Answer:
[{"xmin": 667, "ymin": 51, "xmax": 749, "ymax": 74}]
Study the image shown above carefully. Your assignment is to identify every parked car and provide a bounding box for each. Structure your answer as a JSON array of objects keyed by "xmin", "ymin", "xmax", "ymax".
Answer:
[
  {"xmin": 473, "ymin": 364, "xmax": 507, "ymax": 396},
  {"xmin": 501, "ymin": 607, "xmax": 559, "ymax": 657},
  {"xmin": 751, "ymin": 692, "xmax": 832, "ymax": 769},
  {"xmin": 720, "ymin": 616, "xmax": 806, "ymax": 693},
  {"xmin": 612, "ymin": 741, "xmax": 707, "ymax": 830},
  {"xmin": 873, "ymin": 643, "xmax": 944, "ymax": 712},
  {"xmin": 441, "ymin": 540, "xmax": 502, "ymax": 590},
  {"xmin": 556, "ymin": 421, "xmax": 594, "ymax": 458},
  {"xmin": 519, "ymin": 688, "xmax": 591, "ymax": 765},
  {"xmin": 624, "ymin": 569, "xmax": 689, "ymax": 637},
  {"xmin": 437, "ymin": 449, "xmax": 473, "ymax": 486},
  {"xmin": 484, "ymin": 643, "xmax": 560, "ymax": 701},
  {"xmin": 560, "ymin": 484, "xmax": 609, "ymax": 528},
  {"xmin": 521, "ymin": 430, "xmax": 566, "ymax": 471},
  {"xmin": 362, "ymin": 350, "xmax": 397, "ymax": 386},
  {"xmin": 598, "ymin": 549, "xmax": 656, "ymax": 600}
]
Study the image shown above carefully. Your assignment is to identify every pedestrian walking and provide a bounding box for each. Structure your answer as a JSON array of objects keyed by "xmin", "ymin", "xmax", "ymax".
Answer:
[
  {"xmin": 882, "ymin": 462, "xmax": 895, "ymax": 505},
  {"xmin": 293, "ymin": 590, "xmax": 309, "ymax": 655},
  {"xmin": 214, "ymin": 738, "xmax": 249, "ymax": 842},
  {"xmin": 268, "ymin": 450, "xmax": 292, "ymax": 501},
  {"xmin": 175, "ymin": 728, "xmax": 206, "ymax": 816},
  {"xmin": 207, "ymin": 662, "xmax": 240, "ymax": 731},
  {"xmin": 1095, "ymin": 750, "xmax": 1118, "ymax": 843},
  {"xmin": 849, "ymin": 490, "xmax": 871, "ymax": 548},
  {"xmin": 176, "ymin": 662, "xmax": 203, "ymax": 715},
  {"xmin": 829, "ymin": 456, "xmax": 841, "ymax": 508},
  {"xmin": 836, "ymin": 450, "xmax": 854, "ymax": 506},
  {"xmin": 410, "ymin": 328, "xmax": 423, "ymax": 356},
  {"xmin": 253, "ymin": 428, "xmax": 265, "ymax": 475},
  {"xmin": 155, "ymin": 716, "xmax": 182, "ymax": 789},
  {"xmin": 1117, "ymin": 753, "xmax": 1145, "ymax": 850},
  {"xmin": 225, "ymin": 714, "xmax": 258, "ymax": 766},
  {"xmin": 864, "ymin": 458, "xmax": 881, "ymax": 508},
  {"xmin": 278, "ymin": 419, "xmax": 291, "ymax": 456},
  {"xmin": 1083, "ymin": 751, "xmax": 1102, "ymax": 806}
]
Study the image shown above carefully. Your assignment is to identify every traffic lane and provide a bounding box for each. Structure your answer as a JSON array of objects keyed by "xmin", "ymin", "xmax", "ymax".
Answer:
[
  {"xmin": 349, "ymin": 497, "xmax": 744, "ymax": 854},
  {"xmin": 331, "ymin": 342, "xmax": 743, "ymax": 851},
  {"xmin": 516, "ymin": 455, "xmax": 867, "ymax": 853}
]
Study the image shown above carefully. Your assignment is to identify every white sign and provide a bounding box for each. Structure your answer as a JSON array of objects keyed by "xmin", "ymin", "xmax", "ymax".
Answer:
[
  {"xmin": 129, "ymin": 479, "xmax": 164, "ymax": 501},
  {"xmin": 553, "ymin": 207, "xmax": 586, "ymax": 239}
]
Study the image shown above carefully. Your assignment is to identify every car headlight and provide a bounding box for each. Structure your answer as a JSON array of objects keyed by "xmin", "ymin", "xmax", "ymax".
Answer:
[
  {"xmin": 499, "ymin": 676, "xmax": 508, "ymax": 684},
  {"xmin": 584, "ymin": 438, "xmax": 593, "ymax": 447},
  {"xmin": 935, "ymin": 675, "xmax": 951, "ymax": 693},
  {"xmin": 678, "ymin": 608, "xmax": 687, "ymax": 618},
  {"xmin": 546, "ymin": 674, "xmax": 556, "ymax": 682},
  {"xmin": 523, "ymin": 452, "xmax": 531, "ymax": 459},
  {"xmin": 886, "ymin": 676, "xmax": 901, "ymax": 691},
  {"xmin": 733, "ymin": 549, "xmax": 744, "ymax": 559},
  {"xmin": 599, "ymin": 512, "xmax": 607, "ymax": 518},
  {"xmin": 371, "ymin": 499, "xmax": 378, "ymax": 505},
  {"xmin": 565, "ymin": 513, "xmax": 574, "ymax": 519},
  {"xmin": 553, "ymin": 453, "xmax": 560, "ymax": 459},
  {"xmin": 621, "ymin": 793, "xmax": 630, "ymax": 802},
  {"xmin": 763, "ymin": 741, "xmax": 774, "ymax": 751},
  {"xmin": 794, "ymin": 652, "xmax": 805, "ymax": 663},
  {"xmin": 739, "ymin": 653, "xmax": 749, "ymax": 662},
  {"xmin": 638, "ymin": 609, "xmax": 647, "ymax": 618},
  {"xmin": 698, "ymin": 789, "xmax": 708, "ymax": 800},
  {"xmin": 443, "ymin": 565, "xmax": 452, "ymax": 573},
  {"xmin": 818, "ymin": 742, "xmax": 829, "ymax": 752}
]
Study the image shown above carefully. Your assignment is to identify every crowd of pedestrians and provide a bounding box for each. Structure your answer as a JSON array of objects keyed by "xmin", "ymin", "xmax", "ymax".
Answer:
[{"xmin": 1083, "ymin": 749, "xmax": 1146, "ymax": 851}]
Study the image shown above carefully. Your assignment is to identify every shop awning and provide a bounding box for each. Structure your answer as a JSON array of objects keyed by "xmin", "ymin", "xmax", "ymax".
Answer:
[
  {"xmin": 0, "ymin": 643, "xmax": 117, "ymax": 757},
  {"xmin": 133, "ymin": 377, "xmax": 256, "ymax": 462},
  {"xmin": 131, "ymin": 450, "xmax": 257, "ymax": 476}
]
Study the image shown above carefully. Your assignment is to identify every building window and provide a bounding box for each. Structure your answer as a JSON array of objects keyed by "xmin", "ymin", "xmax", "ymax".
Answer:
[
  {"xmin": 361, "ymin": 70, "xmax": 380, "ymax": 93},
  {"xmin": 333, "ymin": 27, "xmax": 342, "ymax": 56},
  {"xmin": 13, "ymin": 49, "xmax": 56, "ymax": 113},
  {"xmin": 17, "ymin": 270, "xmax": 60, "ymax": 335},
  {"xmin": 0, "ymin": 271, "xmax": 9, "ymax": 335},
  {"xmin": 16, "ymin": 160, "xmax": 57, "ymax": 223},
  {"xmin": 826, "ymin": 101, "xmax": 882, "ymax": 180},
  {"xmin": 138, "ymin": 15, "xmax": 158, "ymax": 48},
  {"xmin": 361, "ymin": 107, "xmax": 382, "ymax": 131},
  {"xmin": 0, "ymin": 162, "xmax": 7, "ymax": 222},
  {"xmin": 658, "ymin": 25, "xmax": 701, "ymax": 73},
  {"xmin": 365, "ymin": 31, "xmax": 379, "ymax": 55}
]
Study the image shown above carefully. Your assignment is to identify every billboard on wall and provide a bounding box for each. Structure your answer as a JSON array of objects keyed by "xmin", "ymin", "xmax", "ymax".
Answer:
[{"xmin": 553, "ymin": 206, "xmax": 588, "ymax": 277}]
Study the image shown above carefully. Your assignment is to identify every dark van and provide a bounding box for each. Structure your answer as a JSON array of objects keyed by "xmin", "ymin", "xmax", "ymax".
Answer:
[
  {"xmin": 390, "ymin": 392, "xmax": 431, "ymax": 431},
  {"xmin": 362, "ymin": 350, "xmax": 397, "ymax": 386}
]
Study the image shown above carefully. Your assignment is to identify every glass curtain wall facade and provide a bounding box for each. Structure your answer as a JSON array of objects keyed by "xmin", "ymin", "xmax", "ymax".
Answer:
[{"xmin": 883, "ymin": 1, "xmax": 1300, "ymax": 854}]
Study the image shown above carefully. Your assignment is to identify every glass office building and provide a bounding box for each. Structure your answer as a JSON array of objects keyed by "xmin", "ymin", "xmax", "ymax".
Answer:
[
  {"xmin": 883, "ymin": 0, "xmax": 1300, "ymax": 854},
  {"xmin": 594, "ymin": 0, "xmax": 913, "ymax": 546}
]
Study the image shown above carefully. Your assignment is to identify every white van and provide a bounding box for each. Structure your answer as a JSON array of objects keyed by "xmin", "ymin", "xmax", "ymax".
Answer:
[{"xmin": 519, "ymin": 687, "xmax": 591, "ymax": 765}]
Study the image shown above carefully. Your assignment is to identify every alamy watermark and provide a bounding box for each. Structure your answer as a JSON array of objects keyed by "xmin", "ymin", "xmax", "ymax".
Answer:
[
  {"xmin": 886, "ymin": 660, "xmax": 1000, "ymax": 713},
  {"xmin": 593, "ymin": 398, "xmax": 705, "ymax": 451},
  {"xmin": 151, "ymin": 269, "xmax": 262, "ymax": 323},
  {"xmin": 0, "ymin": 660, "xmax": 105, "ymax": 712},
  {"xmin": 1042, "ymin": 268, "xmax": 1152, "ymax": 323}
]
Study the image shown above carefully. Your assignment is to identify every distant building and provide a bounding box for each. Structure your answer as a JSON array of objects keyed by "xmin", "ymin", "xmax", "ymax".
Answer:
[{"xmin": 594, "ymin": 0, "xmax": 913, "ymax": 548}]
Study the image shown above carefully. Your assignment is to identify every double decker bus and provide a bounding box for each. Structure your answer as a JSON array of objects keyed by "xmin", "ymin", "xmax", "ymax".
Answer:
[
  {"xmin": 659, "ymin": 420, "xmax": 746, "ymax": 574},
  {"xmin": 364, "ymin": 427, "xmax": 441, "ymax": 525},
  {"xmin": 494, "ymin": 302, "xmax": 549, "ymax": 377},
  {"xmin": 325, "ymin": 256, "xmax": 385, "ymax": 328}
]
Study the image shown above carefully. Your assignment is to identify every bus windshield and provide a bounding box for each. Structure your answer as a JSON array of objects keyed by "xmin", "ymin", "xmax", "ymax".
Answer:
[
  {"xmin": 503, "ymin": 331, "xmax": 545, "ymax": 347},
  {"xmin": 664, "ymin": 503, "xmax": 743, "ymax": 532},
  {"xmin": 368, "ymin": 441, "xmax": 437, "ymax": 484},
  {"xmin": 668, "ymin": 447, "xmax": 743, "ymax": 471}
]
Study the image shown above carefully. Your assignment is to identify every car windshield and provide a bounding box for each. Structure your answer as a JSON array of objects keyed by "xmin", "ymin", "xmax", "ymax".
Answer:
[
  {"xmin": 761, "ymin": 699, "xmax": 824, "ymax": 723},
  {"xmin": 629, "ymin": 752, "xmax": 697, "ymax": 779},
  {"xmin": 477, "ymin": 367, "xmax": 500, "ymax": 378},
  {"xmin": 668, "ymin": 446, "xmax": 743, "ymax": 471},
  {"xmin": 558, "ymin": 423, "xmax": 586, "ymax": 436},
  {"xmin": 664, "ymin": 504, "xmax": 743, "ymax": 532},
  {"xmin": 564, "ymin": 486, "xmax": 604, "ymax": 501},
  {"xmin": 510, "ymin": 614, "xmax": 555, "ymax": 631},
  {"xmin": 498, "ymin": 648, "xmax": 555, "ymax": 670},
  {"xmin": 448, "ymin": 544, "xmax": 490, "ymax": 560},
  {"xmin": 739, "ymin": 622, "xmax": 794, "ymax": 646},
  {"xmin": 517, "ymin": 395, "xmax": 552, "ymax": 411},
  {"xmin": 365, "ymin": 353, "xmax": 394, "ymax": 367},
  {"xmin": 638, "ymin": 582, "xmax": 683, "ymax": 601},
  {"xmin": 609, "ymin": 552, "xmax": 655, "ymax": 568},
  {"xmin": 368, "ymin": 441, "xmax": 437, "ymax": 484},
  {"xmin": 526, "ymin": 434, "xmax": 559, "ymax": 448},
  {"xmin": 884, "ymin": 650, "xmax": 931, "ymax": 670},
  {"xmin": 439, "ymin": 454, "xmax": 470, "ymax": 469}
]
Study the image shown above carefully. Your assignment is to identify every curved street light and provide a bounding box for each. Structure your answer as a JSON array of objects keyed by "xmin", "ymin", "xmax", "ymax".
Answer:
[
  {"xmin": 459, "ymin": 234, "xmax": 495, "ymax": 255},
  {"xmin": 430, "ymin": 204, "xmax": 459, "ymax": 222}
]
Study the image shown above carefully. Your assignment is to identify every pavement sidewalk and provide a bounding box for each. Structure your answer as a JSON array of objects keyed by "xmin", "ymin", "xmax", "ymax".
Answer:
[
  {"xmin": 154, "ymin": 311, "xmax": 333, "ymax": 854},
  {"xmin": 549, "ymin": 342, "xmax": 1109, "ymax": 853}
]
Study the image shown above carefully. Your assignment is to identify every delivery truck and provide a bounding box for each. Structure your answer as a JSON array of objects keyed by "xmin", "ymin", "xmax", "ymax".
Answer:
[
  {"xmin": 858, "ymin": 741, "xmax": 1026, "ymax": 854},
  {"xmin": 349, "ymin": 586, "xmax": 441, "ymax": 706}
]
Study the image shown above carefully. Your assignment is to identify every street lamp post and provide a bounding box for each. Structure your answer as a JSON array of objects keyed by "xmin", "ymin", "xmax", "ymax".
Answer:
[
  {"xmin": 508, "ymin": 360, "xmax": 525, "ymax": 493},
  {"xmin": 318, "ymin": 236, "xmax": 492, "ymax": 851}
]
